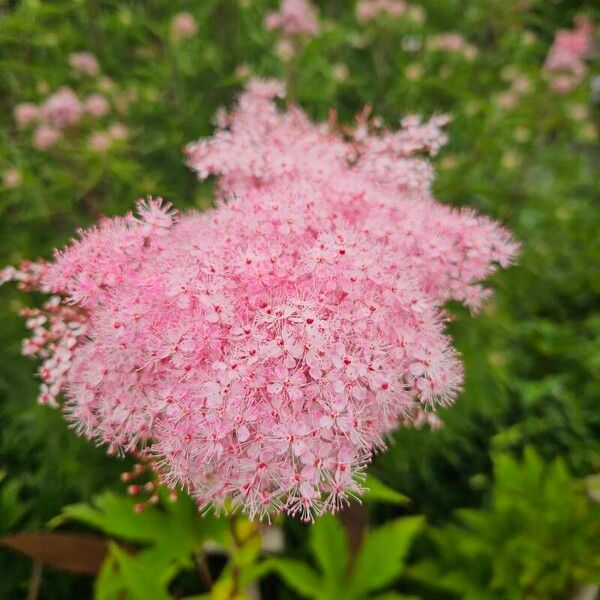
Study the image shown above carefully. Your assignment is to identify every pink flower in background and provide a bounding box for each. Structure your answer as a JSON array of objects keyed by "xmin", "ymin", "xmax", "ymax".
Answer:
[
  {"xmin": 85, "ymin": 93, "xmax": 110, "ymax": 118},
  {"xmin": 89, "ymin": 131, "xmax": 112, "ymax": 151},
  {"xmin": 554, "ymin": 16, "xmax": 594, "ymax": 58},
  {"xmin": 14, "ymin": 102, "xmax": 39, "ymax": 127},
  {"xmin": 5, "ymin": 81, "xmax": 518, "ymax": 522},
  {"xmin": 109, "ymin": 122, "xmax": 129, "ymax": 140},
  {"xmin": 171, "ymin": 12, "xmax": 198, "ymax": 39},
  {"xmin": 494, "ymin": 71, "xmax": 532, "ymax": 112},
  {"xmin": 276, "ymin": 38, "xmax": 296, "ymax": 61},
  {"xmin": 41, "ymin": 87, "xmax": 84, "ymax": 129},
  {"xmin": 356, "ymin": 0, "xmax": 407, "ymax": 23},
  {"xmin": 427, "ymin": 33, "xmax": 478, "ymax": 60},
  {"xmin": 33, "ymin": 125, "xmax": 60, "ymax": 150},
  {"xmin": 69, "ymin": 52, "xmax": 100, "ymax": 77},
  {"xmin": 265, "ymin": 0, "xmax": 319, "ymax": 37},
  {"xmin": 545, "ymin": 16, "xmax": 595, "ymax": 94},
  {"xmin": 3, "ymin": 169, "xmax": 22, "ymax": 188}
]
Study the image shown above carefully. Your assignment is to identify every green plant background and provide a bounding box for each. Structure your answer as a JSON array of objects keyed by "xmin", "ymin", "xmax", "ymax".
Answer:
[{"xmin": 0, "ymin": 0, "xmax": 599, "ymax": 598}]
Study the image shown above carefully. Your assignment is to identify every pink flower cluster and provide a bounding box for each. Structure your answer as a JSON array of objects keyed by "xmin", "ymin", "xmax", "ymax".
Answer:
[
  {"xmin": 4, "ymin": 81, "xmax": 518, "ymax": 521},
  {"xmin": 69, "ymin": 52, "xmax": 100, "ymax": 77},
  {"xmin": 40, "ymin": 87, "xmax": 85, "ymax": 129},
  {"xmin": 264, "ymin": 0, "xmax": 319, "ymax": 38},
  {"xmin": 427, "ymin": 33, "xmax": 477, "ymax": 61},
  {"xmin": 12, "ymin": 51, "xmax": 123, "ymax": 150},
  {"xmin": 356, "ymin": 0, "xmax": 407, "ymax": 23},
  {"xmin": 545, "ymin": 16, "xmax": 595, "ymax": 94},
  {"xmin": 171, "ymin": 12, "xmax": 198, "ymax": 40},
  {"xmin": 3, "ymin": 169, "xmax": 22, "ymax": 188},
  {"xmin": 14, "ymin": 85, "xmax": 120, "ymax": 151}
]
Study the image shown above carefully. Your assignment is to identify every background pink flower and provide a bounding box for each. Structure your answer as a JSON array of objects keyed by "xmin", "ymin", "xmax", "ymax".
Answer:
[
  {"xmin": 85, "ymin": 93, "xmax": 110, "ymax": 118},
  {"xmin": 14, "ymin": 102, "xmax": 39, "ymax": 127},
  {"xmin": 3, "ymin": 169, "xmax": 22, "ymax": 188},
  {"xmin": 69, "ymin": 52, "xmax": 100, "ymax": 77},
  {"xmin": 33, "ymin": 125, "xmax": 60, "ymax": 150},
  {"xmin": 41, "ymin": 87, "xmax": 84, "ymax": 128},
  {"xmin": 545, "ymin": 16, "xmax": 595, "ymax": 93},
  {"xmin": 265, "ymin": 0, "xmax": 319, "ymax": 37},
  {"xmin": 89, "ymin": 131, "xmax": 112, "ymax": 151},
  {"xmin": 356, "ymin": 0, "xmax": 407, "ymax": 23},
  {"xmin": 171, "ymin": 12, "xmax": 198, "ymax": 39}
]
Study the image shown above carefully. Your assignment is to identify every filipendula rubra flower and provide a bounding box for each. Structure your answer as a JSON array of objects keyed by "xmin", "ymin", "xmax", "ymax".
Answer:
[{"xmin": 2, "ymin": 80, "xmax": 518, "ymax": 522}]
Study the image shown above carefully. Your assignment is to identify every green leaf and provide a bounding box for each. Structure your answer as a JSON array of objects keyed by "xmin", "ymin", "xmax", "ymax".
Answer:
[
  {"xmin": 363, "ymin": 475, "xmax": 410, "ymax": 505},
  {"xmin": 50, "ymin": 493, "xmax": 169, "ymax": 543},
  {"xmin": 309, "ymin": 514, "xmax": 348, "ymax": 582},
  {"xmin": 54, "ymin": 490, "xmax": 230, "ymax": 594},
  {"xmin": 94, "ymin": 554, "xmax": 124, "ymax": 600},
  {"xmin": 239, "ymin": 559, "xmax": 276, "ymax": 586},
  {"xmin": 350, "ymin": 516, "xmax": 424, "ymax": 596},
  {"xmin": 269, "ymin": 558, "xmax": 324, "ymax": 599},
  {"xmin": 110, "ymin": 543, "xmax": 171, "ymax": 600},
  {"xmin": 0, "ymin": 478, "xmax": 29, "ymax": 531},
  {"xmin": 53, "ymin": 490, "xmax": 226, "ymax": 560}
]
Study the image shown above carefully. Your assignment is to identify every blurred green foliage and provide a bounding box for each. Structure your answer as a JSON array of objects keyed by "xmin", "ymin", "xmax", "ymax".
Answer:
[
  {"xmin": 411, "ymin": 449, "xmax": 600, "ymax": 599},
  {"xmin": 0, "ymin": 0, "xmax": 599, "ymax": 598},
  {"xmin": 54, "ymin": 489, "xmax": 229, "ymax": 599}
]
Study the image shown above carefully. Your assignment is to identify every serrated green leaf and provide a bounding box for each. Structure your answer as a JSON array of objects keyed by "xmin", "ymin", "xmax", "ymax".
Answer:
[
  {"xmin": 239, "ymin": 559, "xmax": 276, "ymax": 586},
  {"xmin": 94, "ymin": 554, "xmax": 123, "ymax": 600},
  {"xmin": 350, "ymin": 516, "xmax": 424, "ymax": 596},
  {"xmin": 110, "ymin": 543, "xmax": 171, "ymax": 600},
  {"xmin": 270, "ymin": 558, "xmax": 324, "ymax": 599},
  {"xmin": 54, "ymin": 490, "xmax": 226, "ymax": 554},
  {"xmin": 309, "ymin": 514, "xmax": 348, "ymax": 583}
]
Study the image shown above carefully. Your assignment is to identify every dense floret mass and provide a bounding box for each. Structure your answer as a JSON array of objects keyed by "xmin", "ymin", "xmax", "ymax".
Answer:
[{"xmin": 3, "ymin": 81, "xmax": 518, "ymax": 521}]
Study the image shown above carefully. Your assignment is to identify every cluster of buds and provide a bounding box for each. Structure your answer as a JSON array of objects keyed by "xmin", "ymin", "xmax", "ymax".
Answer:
[{"xmin": 121, "ymin": 462, "xmax": 159, "ymax": 513}]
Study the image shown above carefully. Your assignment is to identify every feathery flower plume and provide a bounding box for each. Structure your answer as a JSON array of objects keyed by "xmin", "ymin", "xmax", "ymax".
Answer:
[{"xmin": 3, "ymin": 81, "xmax": 518, "ymax": 522}]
